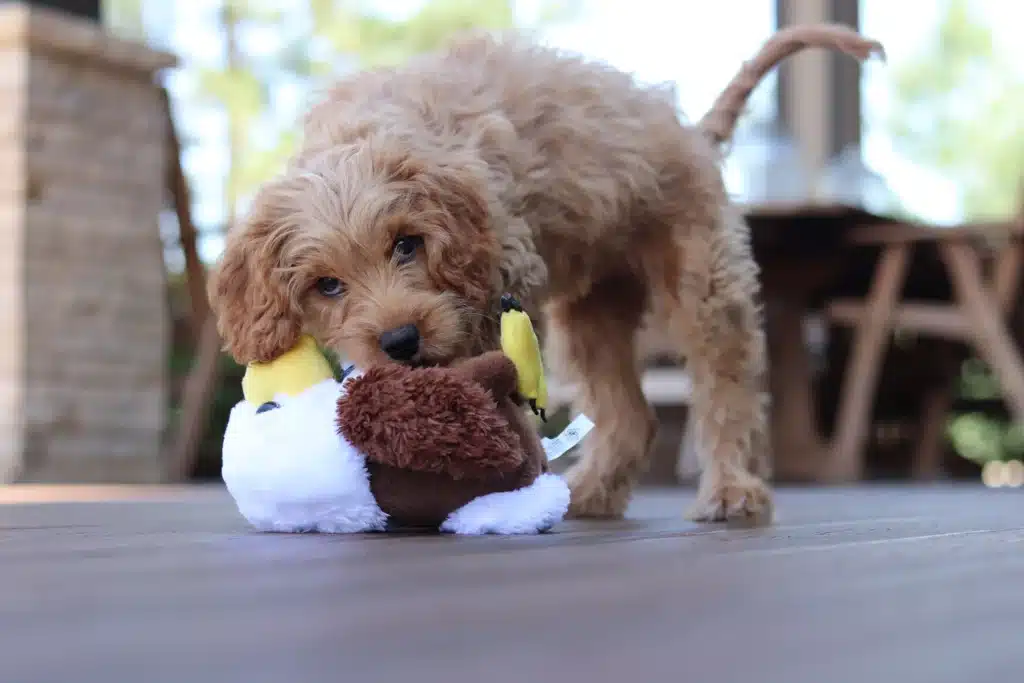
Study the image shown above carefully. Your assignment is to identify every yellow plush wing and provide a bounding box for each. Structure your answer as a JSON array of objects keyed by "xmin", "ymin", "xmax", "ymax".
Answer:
[
  {"xmin": 241, "ymin": 335, "xmax": 335, "ymax": 405},
  {"xmin": 499, "ymin": 294, "xmax": 547, "ymax": 420}
]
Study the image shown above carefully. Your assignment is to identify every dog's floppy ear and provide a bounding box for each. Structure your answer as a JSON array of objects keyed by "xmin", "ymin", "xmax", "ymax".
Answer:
[
  {"xmin": 207, "ymin": 180, "xmax": 303, "ymax": 365},
  {"xmin": 393, "ymin": 158, "xmax": 500, "ymax": 309}
]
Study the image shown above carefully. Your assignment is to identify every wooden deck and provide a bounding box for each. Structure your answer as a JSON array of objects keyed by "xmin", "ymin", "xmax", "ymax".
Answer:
[{"xmin": 3, "ymin": 484, "xmax": 1024, "ymax": 683}]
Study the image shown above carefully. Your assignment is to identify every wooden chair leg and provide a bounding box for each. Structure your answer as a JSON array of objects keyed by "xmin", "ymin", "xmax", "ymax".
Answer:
[
  {"xmin": 910, "ymin": 241, "xmax": 1022, "ymax": 478},
  {"xmin": 912, "ymin": 386, "xmax": 952, "ymax": 480},
  {"xmin": 993, "ymin": 240, "xmax": 1023, "ymax": 308},
  {"xmin": 165, "ymin": 317, "xmax": 223, "ymax": 481},
  {"xmin": 161, "ymin": 87, "xmax": 208, "ymax": 343},
  {"xmin": 765, "ymin": 296, "xmax": 825, "ymax": 480},
  {"xmin": 826, "ymin": 244, "xmax": 910, "ymax": 482},
  {"xmin": 942, "ymin": 241, "xmax": 1024, "ymax": 421}
]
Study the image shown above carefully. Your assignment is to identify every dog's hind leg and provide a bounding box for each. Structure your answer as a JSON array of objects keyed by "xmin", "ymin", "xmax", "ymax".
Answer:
[
  {"xmin": 547, "ymin": 272, "xmax": 657, "ymax": 518},
  {"xmin": 655, "ymin": 202, "xmax": 773, "ymax": 523}
]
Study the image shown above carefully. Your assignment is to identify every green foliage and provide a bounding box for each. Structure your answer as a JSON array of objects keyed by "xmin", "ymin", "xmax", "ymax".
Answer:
[
  {"xmin": 1003, "ymin": 423, "xmax": 1024, "ymax": 460},
  {"xmin": 948, "ymin": 359, "xmax": 1024, "ymax": 464},
  {"xmin": 888, "ymin": 0, "xmax": 1024, "ymax": 219},
  {"xmin": 947, "ymin": 413, "xmax": 1001, "ymax": 463},
  {"xmin": 958, "ymin": 357, "xmax": 1001, "ymax": 400},
  {"xmin": 948, "ymin": 413, "xmax": 1024, "ymax": 464},
  {"xmin": 115, "ymin": 0, "xmax": 579, "ymax": 231},
  {"xmin": 949, "ymin": 353, "xmax": 1024, "ymax": 466},
  {"xmin": 192, "ymin": 0, "xmax": 579, "ymax": 213},
  {"xmin": 310, "ymin": 0, "xmax": 515, "ymax": 70},
  {"xmin": 196, "ymin": 356, "xmax": 247, "ymax": 479}
]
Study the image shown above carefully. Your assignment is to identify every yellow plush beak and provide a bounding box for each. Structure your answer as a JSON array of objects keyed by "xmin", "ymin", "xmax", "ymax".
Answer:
[{"xmin": 241, "ymin": 335, "xmax": 336, "ymax": 405}]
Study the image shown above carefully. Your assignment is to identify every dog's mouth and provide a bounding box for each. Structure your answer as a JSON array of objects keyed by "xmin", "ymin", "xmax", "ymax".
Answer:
[
  {"xmin": 399, "ymin": 353, "xmax": 450, "ymax": 369},
  {"xmin": 398, "ymin": 343, "xmax": 466, "ymax": 368}
]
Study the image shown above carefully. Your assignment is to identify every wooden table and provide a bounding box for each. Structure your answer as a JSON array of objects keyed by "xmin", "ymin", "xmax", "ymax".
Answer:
[
  {"xmin": 748, "ymin": 202, "xmax": 1022, "ymax": 482},
  {"xmin": 825, "ymin": 218, "xmax": 1023, "ymax": 481},
  {"xmin": 3, "ymin": 484, "xmax": 1024, "ymax": 683}
]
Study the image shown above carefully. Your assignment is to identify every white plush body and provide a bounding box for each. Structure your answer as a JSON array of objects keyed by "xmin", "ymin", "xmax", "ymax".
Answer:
[
  {"xmin": 221, "ymin": 372, "xmax": 570, "ymax": 535},
  {"xmin": 222, "ymin": 374, "xmax": 387, "ymax": 533}
]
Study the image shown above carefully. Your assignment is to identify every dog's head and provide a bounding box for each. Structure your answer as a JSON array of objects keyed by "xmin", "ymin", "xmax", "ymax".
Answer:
[{"xmin": 208, "ymin": 143, "xmax": 501, "ymax": 368}]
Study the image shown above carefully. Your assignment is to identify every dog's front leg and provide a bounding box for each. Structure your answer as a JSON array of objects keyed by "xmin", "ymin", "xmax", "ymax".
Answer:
[{"xmin": 547, "ymin": 275, "xmax": 657, "ymax": 519}]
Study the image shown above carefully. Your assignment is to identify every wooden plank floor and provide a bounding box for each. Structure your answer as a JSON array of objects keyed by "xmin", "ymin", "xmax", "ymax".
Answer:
[{"xmin": 2, "ymin": 484, "xmax": 1023, "ymax": 683}]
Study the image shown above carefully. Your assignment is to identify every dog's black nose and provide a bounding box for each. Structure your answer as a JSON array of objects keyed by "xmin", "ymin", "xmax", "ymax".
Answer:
[{"xmin": 379, "ymin": 324, "xmax": 420, "ymax": 361}]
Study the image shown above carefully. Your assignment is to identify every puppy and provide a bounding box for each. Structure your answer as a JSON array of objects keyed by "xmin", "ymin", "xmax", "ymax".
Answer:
[{"xmin": 208, "ymin": 25, "xmax": 883, "ymax": 521}]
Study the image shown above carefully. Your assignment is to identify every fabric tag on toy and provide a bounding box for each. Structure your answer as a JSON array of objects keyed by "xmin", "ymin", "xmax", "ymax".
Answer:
[{"xmin": 542, "ymin": 414, "xmax": 595, "ymax": 461}]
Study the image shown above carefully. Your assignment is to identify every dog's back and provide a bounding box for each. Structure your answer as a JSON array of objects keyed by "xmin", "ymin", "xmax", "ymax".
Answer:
[{"xmin": 303, "ymin": 33, "xmax": 702, "ymax": 253}]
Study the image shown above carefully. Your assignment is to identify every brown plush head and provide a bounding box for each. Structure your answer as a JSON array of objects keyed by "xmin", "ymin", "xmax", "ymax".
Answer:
[
  {"xmin": 337, "ymin": 362, "xmax": 523, "ymax": 480},
  {"xmin": 336, "ymin": 351, "xmax": 547, "ymax": 528}
]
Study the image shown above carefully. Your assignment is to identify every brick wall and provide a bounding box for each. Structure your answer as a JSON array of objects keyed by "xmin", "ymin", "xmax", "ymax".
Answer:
[{"xmin": 0, "ymin": 4, "xmax": 176, "ymax": 482}]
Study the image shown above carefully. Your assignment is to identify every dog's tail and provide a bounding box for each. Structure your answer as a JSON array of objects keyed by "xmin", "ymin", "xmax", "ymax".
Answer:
[{"xmin": 698, "ymin": 23, "xmax": 885, "ymax": 149}]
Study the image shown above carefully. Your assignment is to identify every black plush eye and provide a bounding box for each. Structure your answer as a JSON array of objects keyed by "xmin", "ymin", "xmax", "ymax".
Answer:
[
  {"xmin": 314, "ymin": 277, "xmax": 344, "ymax": 297},
  {"xmin": 392, "ymin": 235, "xmax": 423, "ymax": 263}
]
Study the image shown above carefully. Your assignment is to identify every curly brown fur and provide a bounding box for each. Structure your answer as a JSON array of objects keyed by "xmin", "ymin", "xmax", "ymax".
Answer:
[
  {"xmin": 451, "ymin": 351, "xmax": 549, "ymax": 475},
  {"xmin": 336, "ymin": 351, "xmax": 544, "ymax": 528},
  {"xmin": 449, "ymin": 350, "xmax": 519, "ymax": 398},
  {"xmin": 337, "ymin": 363, "xmax": 524, "ymax": 479},
  {"xmin": 210, "ymin": 25, "xmax": 883, "ymax": 522}
]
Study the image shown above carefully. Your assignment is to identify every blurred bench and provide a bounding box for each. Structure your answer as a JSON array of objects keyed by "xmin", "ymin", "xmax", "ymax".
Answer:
[{"xmin": 823, "ymin": 217, "xmax": 1024, "ymax": 480}]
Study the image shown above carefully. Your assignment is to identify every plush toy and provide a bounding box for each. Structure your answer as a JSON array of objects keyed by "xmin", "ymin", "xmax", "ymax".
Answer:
[{"xmin": 221, "ymin": 304, "xmax": 571, "ymax": 535}]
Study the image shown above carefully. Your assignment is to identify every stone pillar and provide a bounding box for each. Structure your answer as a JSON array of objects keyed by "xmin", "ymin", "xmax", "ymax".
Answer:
[
  {"xmin": 775, "ymin": 0, "xmax": 862, "ymax": 177},
  {"xmin": 0, "ymin": 4, "xmax": 176, "ymax": 483}
]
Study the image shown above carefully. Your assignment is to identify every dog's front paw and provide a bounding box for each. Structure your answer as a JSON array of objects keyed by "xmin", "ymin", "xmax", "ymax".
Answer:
[
  {"xmin": 687, "ymin": 470, "xmax": 773, "ymax": 524},
  {"xmin": 564, "ymin": 465, "xmax": 630, "ymax": 519}
]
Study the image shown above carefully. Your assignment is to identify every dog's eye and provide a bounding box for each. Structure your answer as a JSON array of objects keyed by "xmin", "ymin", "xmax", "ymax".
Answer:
[
  {"xmin": 392, "ymin": 235, "xmax": 423, "ymax": 264},
  {"xmin": 314, "ymin": 277, "xmax": 344, "ymax": 297}
]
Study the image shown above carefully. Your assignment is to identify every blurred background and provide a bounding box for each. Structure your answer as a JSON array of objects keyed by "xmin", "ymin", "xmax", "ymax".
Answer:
[{"xmin": 1, "ymin": 0, "xmax": 1021, "ymax": 490}]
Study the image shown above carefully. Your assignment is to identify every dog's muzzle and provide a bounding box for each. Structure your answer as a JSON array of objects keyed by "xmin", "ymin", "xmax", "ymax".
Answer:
[{"xmin": 379, "ymin": 324, "xmax": 420, "ymax": 362}]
